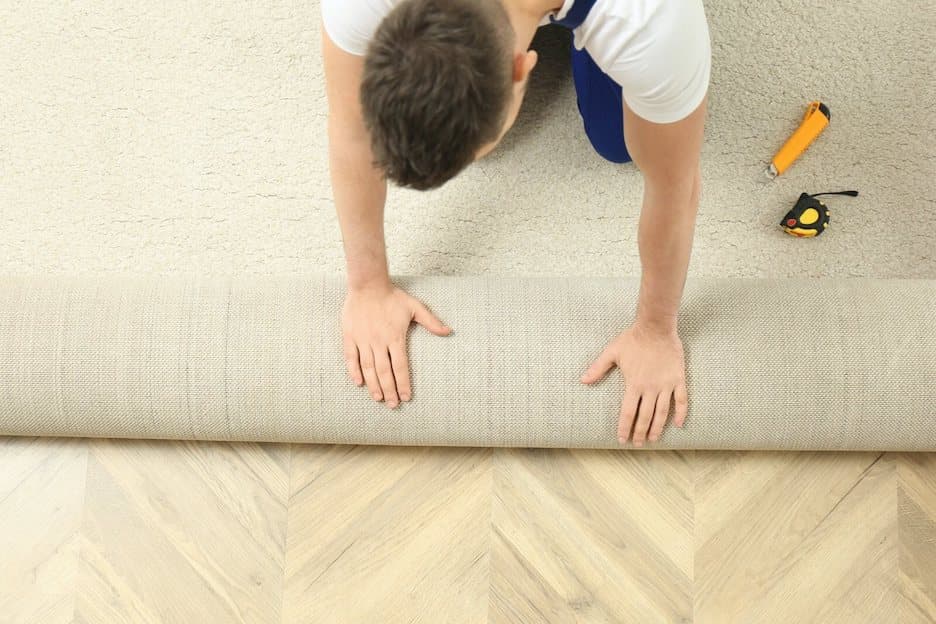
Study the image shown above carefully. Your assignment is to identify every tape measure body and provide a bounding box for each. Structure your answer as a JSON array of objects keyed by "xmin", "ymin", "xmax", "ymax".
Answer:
[
  {"xmin": 781, "ymin": 193, "xmax": 830, "ymax": 237},
  {"xmin": 780, "ymin": 190, "xmax": 857, "ymax": 237}
]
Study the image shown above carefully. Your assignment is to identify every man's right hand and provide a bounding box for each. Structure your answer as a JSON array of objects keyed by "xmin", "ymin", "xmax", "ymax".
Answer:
[{"xmin": 341, "ymin": 282, "xmax": 452, "ymax": 408}]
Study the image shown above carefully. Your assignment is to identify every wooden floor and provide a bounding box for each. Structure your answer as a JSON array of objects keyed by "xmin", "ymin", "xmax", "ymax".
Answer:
[{"xmin": 0, "ymin": 437, "xmax": 933, "ymax": 624}]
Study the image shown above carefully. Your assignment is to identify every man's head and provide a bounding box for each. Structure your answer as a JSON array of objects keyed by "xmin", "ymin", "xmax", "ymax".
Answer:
[{"xmin": 360, "ymin": 0, "xmax": 538, "ymax": 190}]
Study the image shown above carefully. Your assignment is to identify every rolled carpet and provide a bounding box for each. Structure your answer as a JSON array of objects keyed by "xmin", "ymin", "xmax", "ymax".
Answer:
[{"xmin": 0, "ymin": 274, "xmax": 933, "ymax": 451}]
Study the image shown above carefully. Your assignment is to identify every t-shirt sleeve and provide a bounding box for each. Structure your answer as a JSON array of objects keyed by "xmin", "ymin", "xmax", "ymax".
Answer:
[
  {"xmin": 607, "ymin": 0, "xmax": 711, "ymax": 124},
  {"xmin": 321, "ymin": 0, "xmax": 387, "ymax": 57}
]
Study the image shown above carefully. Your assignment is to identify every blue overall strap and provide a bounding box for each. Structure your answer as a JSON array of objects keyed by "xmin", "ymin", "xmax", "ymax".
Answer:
[{"xmin": 549, "ymin": 0, "xmax": 597, "ymax": 29}]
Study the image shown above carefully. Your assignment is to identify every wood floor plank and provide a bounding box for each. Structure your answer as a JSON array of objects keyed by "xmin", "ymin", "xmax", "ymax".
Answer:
[
  {"xmin": 695, "ymin": 451, "xmax": 898, "ymax": 624},
  {"xmin": 898, "ymin": 452, "xmax": 936, "ymax": 624},
  {"xmin": 490, "ymin": 448, "xmax": 693, "ymax": 624},
  {"xmin": 0, "ymin": 436, "xmax": 87, "ymax": 624},
  {"xmin": 283, "ymin": 444, "xmax": 492, "ymax": 624},
  {"xmin": 74, "ymin": 439, "xmax": 290, "ymax": 624}
]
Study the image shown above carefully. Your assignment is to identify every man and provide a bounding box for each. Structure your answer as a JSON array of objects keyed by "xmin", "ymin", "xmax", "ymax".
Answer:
[{"xmin": 322, "ymin": 0, "xmax": 710, "ymax": 446}]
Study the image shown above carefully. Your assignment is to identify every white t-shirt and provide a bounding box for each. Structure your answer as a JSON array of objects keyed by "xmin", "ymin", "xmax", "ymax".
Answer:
[{"xmin": 321, "ymin": 0, "xmax": 710, "ymax": 124}]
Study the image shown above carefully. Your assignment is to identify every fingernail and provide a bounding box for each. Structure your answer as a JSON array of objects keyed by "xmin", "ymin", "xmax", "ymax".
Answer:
[
  {"xmin": 634, "ymin": 441, "xmax": 643, "ymax": 447},
  {"xmin": 401, "ymin": 393, "xmax": 410, "ymax": 401},
  {"xmin": 618, "ymin": 437, "xmax": 625, "ymax": 445}
]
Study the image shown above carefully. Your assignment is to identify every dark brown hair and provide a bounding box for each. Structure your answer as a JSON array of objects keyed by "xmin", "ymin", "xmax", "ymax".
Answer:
[{"xmin": 360, "ymin": 0, "xmax": 515, "ymax": 190}]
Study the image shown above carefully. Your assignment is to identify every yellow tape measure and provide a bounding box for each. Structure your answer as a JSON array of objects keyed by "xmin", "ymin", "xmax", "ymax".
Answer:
[{"xmin": 781, "ymin": 190, "xmax": 858, "ymax": 237}]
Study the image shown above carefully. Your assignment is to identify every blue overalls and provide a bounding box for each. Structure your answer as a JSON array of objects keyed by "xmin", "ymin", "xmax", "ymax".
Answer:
[{"xmin": 550, "ymin": 0, "xmax": 632, "ymax": 163}]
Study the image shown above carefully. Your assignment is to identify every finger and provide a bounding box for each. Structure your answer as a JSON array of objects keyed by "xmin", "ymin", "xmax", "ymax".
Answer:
[
  {"xmin": 648, "ymin": 391, "xmax": 671, "ymax": 442},
  {"xmin": 617, "ymin": 385, "xmax": 641, "ymax": 444},
  {"xmin": 582, "ymin": 349, "xmax": 615, "ymax": 384},
  {"xmin": 343, "ymin": 334, "xmax": 363, "ymax": 386},
  {"xmin": 359, "ymin": 347, "xmax": 383, "ymax": 402},
  {"xmin": 632, "ymin": 390, "xmax": 657, "ymax": 447},
  {"xmin": 388, "ymin": 338, "xmax": 412, "ymax": 401},
  {"xmin": 412, "ymin": 301, "xmax": 451, "ymax": 337},
  {"xmin": 374, "ymin": 347, "xmax": 400, "ymax": 408},
  {"xmin": 674, "ymin": 381, "xmax": 689, "ymax": 427}
]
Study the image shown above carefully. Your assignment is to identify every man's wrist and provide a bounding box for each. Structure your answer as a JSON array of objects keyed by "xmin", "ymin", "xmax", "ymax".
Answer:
[
  {"xmin": 633, "ymin": 312, "xmax": 678, "ymax": 335},
  {"xmin": 347, "ymin": 272, "xmax": 392, "ymax": 292}
]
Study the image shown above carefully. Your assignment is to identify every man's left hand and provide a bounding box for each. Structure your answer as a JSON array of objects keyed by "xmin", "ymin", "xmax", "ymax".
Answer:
[{"xmin": 580, "ymin": 322, "xmax": 688, "ymax": 446}]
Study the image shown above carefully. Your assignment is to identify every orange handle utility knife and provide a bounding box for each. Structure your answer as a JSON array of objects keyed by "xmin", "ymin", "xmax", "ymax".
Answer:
[{"xmin": 766, "ymin": 101, "xmax": 830, "ymax": 179}]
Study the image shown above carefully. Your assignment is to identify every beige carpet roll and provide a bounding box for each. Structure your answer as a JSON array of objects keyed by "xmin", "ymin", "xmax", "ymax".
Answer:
[{"xmin": 0, "ymin": 274, "xmax": 933, "ymax": 450}]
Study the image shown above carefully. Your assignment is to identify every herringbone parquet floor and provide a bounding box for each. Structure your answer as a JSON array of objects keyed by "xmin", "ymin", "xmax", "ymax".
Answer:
[{"xmin": 1, "ymin": 437, "xmax": 933, "ymax": 623}]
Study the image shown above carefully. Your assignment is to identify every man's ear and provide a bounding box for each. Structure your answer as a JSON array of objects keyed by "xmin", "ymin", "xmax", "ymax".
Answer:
[{"xmin": 512, "ymin": 50, "xmax": 538, "ymax": 83}]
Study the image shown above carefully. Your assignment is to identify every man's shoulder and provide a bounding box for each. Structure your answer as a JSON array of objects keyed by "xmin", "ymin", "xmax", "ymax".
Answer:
[{"xmin": 322, "ymin": 0, "xmax": 403, "ymax": 56}]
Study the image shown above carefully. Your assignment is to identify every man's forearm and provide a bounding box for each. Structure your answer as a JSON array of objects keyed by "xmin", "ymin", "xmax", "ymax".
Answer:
[
  {"xmin": 633, "ymin": 168, "xmax": 701, "ymax": 332},
  {"xmin": 329, "ymin": 128, "xmax": 391, "ymax": 291}
]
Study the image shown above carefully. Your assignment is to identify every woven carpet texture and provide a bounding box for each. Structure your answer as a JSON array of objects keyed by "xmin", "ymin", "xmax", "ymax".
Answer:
[{"xmin": 1, "ymin": 274, "xmax": 933, "ymax": 450}]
